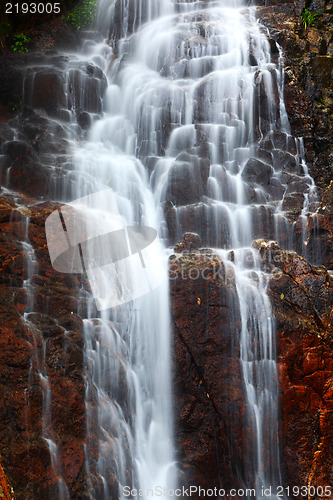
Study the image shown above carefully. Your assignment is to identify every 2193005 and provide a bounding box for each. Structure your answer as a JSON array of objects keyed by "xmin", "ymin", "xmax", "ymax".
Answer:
[
  {"xmin": 277, "ymin": 485, "xmax": 332, "ymax": 497},
  {"xmin": 5, "ymin": 3, "xmax": 61, "ymax": 14}
]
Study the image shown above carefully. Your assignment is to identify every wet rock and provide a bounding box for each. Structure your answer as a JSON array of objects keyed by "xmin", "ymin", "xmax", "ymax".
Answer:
[
  {"xmin": 15, "ymin": 110, "xmax": 70, "ymax": 156},
  {"xmin": 256, "ymin": 147, "xmax": 273, "ymax": 165},
  {"xmin": 164, "ymin": 200, "xmax": 178, "ymax": 244},
  {"xmin": 1, "ymin": 158, "xmax": 49, "ymax": 198},
  {"xmin": 251, "ymin": 204, "xmax": 275, "ymax": 240},
  {"xmin": 25, "ymin": 69, "xmax": 67, "ymax": 116},
  {"xmin": 290, "ymin": 181, "xmax": 333, "ymax": 269},
  {"xmin": 1, "ymin": 141, "xmax": 37, "ymax": 161},
  {"xmin": 282, "ymin": 192, "xmax": 305, "ymax": 221},
  {"xmin": 0, "ymin": 199, "xmax": 16, "ymax": 223},
  {"xmin": 174, "ymin": 232, "xmax": 202, "ymax": 253},
  {"xmin": 254, "ymin": 67, "xmax": 280, "ymax": 133},
  {"xmin": 305, "ymin": 212, "xmax": 333, "ymax": 269},
  {"xmin": 241, "ymin": 157, "xmax": 274, "ymax": 186},
  {"xmin": 256, "ymin": 3, "xmax": 333, "ymax": 193},
  {"xmin": 270, "ymin": 131, "xmax": 288, "ymax": 151},
  {"xmin": 68, "ymin": 64, "xmax": 107, "ymax": 115},
  {"xmin": 0, "ymin": 61, "xmax": 25, "ymax": 117},
  {"xmin": 166, "ymin": 160, "xmax": 205, "ymax": 206},
  {"xmin": 272, "ymin": 149, "xmax": 299, "ymax": 173},
  {"xmin": 264, "ymin": 242, "xmax": 333, "ymax": 493},
  {"xmin": 0, "ymin": 123, "xmax": 15, "ymax": 143},
  {"xmin": 110, "ymin": 0, "xmax": 157, "ymax": 39},
  {"xmin": 170, "ymin": 252, "xmax": 249, "ymax": 492},
  {"xmin": 0, "ymin": 196, "xmax": 90, "ymax": 499},
  {"xmin": 266, "ymin": 176, "xmax": 285, "ymax": 199},
  {"xmin": 78, "ymin": 111, "xmax": 91, "ymax": 130}
]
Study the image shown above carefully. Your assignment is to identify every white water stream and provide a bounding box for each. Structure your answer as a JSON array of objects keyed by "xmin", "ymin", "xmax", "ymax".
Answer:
[{"xmin": 87, "ymin": 0, "xmax": 315, "ymax": 497}]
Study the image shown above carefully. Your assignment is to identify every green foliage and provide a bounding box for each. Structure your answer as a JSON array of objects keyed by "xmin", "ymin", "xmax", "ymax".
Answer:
[
  {"xmin": 8, "ymin": 93, "xmax": 22, "ymax": 113},
  {"xmin": 66, "ymin": 0, "xmax": 97, "ymax": 31},
  {"xmin": 11, "ymin": 33, "xmax": 30, "ymax": 52},
  {"xmin": 301, "ymin": 8, "xmax": 322, "ymax": 29}
]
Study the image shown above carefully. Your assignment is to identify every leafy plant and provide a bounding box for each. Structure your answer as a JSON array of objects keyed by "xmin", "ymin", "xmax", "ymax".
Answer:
[
  {"xmin": 8, "ymin": 93, "xmax": 23, "ymax": 113},
  {"xmin": 11, "ymin": 33, "xmax": 30, "ymax": 52},
  {"xmin": 301, "ymin": 8, "xmax": 322, "ymax": 29},
  {"xmin": 66, "ymin": 0, "xmax": 97, "ymax": 31}
]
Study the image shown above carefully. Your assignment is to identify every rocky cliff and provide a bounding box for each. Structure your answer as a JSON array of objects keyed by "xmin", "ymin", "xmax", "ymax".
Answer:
[
  {"xmin": 0, "ymin": 0, "xmax": 332, "ymax": 498},
  {"xmin": 169, "ymin": 0, "xmax": 333, "ymax": 495},
  {"xmin": 257, "ymin": 0, "xmax": 333, "ymax": 268},
  {"xmin": 0, "ymin": 197, "xmax": 93, "ymax": 498},
  {"xmin": 170, "ymin": 236, "xmax": 333, "ymax": 499},
  {"xmin": 0, "ymin": 25, "xmax": 106, "ymax": 498}
]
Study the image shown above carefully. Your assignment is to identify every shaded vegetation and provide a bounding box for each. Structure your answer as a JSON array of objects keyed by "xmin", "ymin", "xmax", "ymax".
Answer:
[
  {"xmin": 11, "ymin": 32, "xmax": 31, "ymax": 52},
  {"xmin": 65, "ymin": 0, "xmax": 97, "ymax": 30},
  {"xmin": 0, "ymin": 0, "xmax": 81, "ymax": 50}
]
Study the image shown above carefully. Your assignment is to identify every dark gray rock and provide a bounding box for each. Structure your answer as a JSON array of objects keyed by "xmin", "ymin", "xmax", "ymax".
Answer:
[{"xmin": 242, "ymin": 157, "xmax": 274, "ymax": 186}]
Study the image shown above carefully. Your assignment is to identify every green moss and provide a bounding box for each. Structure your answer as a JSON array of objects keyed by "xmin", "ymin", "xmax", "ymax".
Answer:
[{"xmin": 65, "ymin": 0, "xmax": 97, "ymax": 31}]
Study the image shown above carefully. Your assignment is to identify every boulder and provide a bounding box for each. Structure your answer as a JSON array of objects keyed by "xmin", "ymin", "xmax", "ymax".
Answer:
[
  {"xmin": 25, "ymin": 69, "xmax": 67, "ymax": 116},
  {"xmin": 241, "ymin": 157, "xmax": 274, "ymax": 186},
  {"xmin": 166, "ymin": 160, "xmax": 204, "ymax": 206}
]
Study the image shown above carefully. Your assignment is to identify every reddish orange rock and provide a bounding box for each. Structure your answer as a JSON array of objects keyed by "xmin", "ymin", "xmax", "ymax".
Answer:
[
  {"xmin": 0, "ymin": 457, "xmax": 15, "ymax": 500},
  {"xmin": 0, "ymin": 195, "xmax": 92, "ymax": 498}
]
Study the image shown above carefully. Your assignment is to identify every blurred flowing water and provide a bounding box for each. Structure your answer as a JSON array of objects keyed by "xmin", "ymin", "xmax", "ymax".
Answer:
[
  {"xmin": 91, "ymin": 0, "xmax": 317, "ymax": 497},
  {"xmin": 8, "ymin": 0, "xmax": 320, "ymax": 497}
]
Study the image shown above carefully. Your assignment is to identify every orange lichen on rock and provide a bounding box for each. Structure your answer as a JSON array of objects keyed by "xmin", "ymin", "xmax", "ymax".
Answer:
[{"xmin": 0, "ymin": 457, "xmax": 15, "ymax": 500}]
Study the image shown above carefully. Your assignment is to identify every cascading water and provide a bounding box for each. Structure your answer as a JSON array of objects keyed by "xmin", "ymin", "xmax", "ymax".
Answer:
[
  {"xmin": 233, "ymin": 251, "xmax": 283, "ymax": 497},
  {"xmin": 6, "ymin": 0, "xmax": 322, "ymax": 497},
  {"xmin": 90, "ymin": 0, "xmax": 316, "ymax": 497}
]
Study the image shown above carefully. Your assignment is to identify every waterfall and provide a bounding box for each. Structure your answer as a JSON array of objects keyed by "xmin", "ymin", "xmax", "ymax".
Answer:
[
  {"xmin": 7, "ymin": 0, "xmax": 320, "ymax": 497},
  {"xmin": 233, "ymin": 251, "xmax": 283, "ymax": 497},
  {"xmin": 90, "ymin": 0, "xmax": 315, "ymax": 497},
  {"xmin": 60, "ymin": 55, "xmax": 178, "ymax": 500}
]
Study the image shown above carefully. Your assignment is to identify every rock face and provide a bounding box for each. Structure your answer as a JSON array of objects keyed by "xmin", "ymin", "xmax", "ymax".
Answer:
[
  {"xmin": 0, "ymin": 457, "xmax": 15, "ymax": 500},
  {"xmin": 169, "ymin": 249, "xmax": 247, "ymax": 494},
  {"xmin": 256, "ymin": 0, "xmax": 333, "ymax": 268},
  {"xmin": 306, "ymin": 181, "xmax": 333, "ymax": 269},
  {"xmin": 0, "ymin": 0, "xmax": 332, "ymax": 498},
  {"xmin": 256, "ymin": 241, "xmax": 333, "ymax": 496},
  {"xmin": 257, "ymin": 0, "xmax": 333, "ymax": 192},
  {"xmin": 170, "ymin": 239, "xmax": 333, "ymax": 498},
  {"xmin": 0, "ymin": 26, "xmax": 108, "ymax": 495},
  {"xmin": 0, "ymin": 196, "xmax": 93, "ymax": 499}
]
